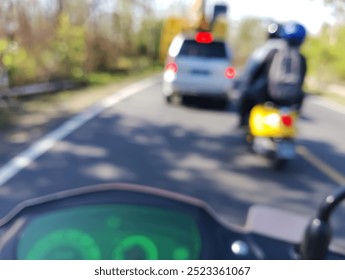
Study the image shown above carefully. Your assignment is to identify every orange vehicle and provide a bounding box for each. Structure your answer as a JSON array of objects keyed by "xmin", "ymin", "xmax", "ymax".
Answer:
[{"xmin": 159, "ymin": 0, "xmax": 229, "ymax": 62}]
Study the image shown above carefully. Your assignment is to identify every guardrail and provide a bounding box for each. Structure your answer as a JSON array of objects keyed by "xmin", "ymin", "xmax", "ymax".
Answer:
[{"xmin": 0, "ymin": 80, "xmax": 86, "ymax": 98}]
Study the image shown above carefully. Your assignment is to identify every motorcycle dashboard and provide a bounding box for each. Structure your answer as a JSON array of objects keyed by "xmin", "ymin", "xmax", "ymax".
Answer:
[
  {"xmin": 0, "ymin": 184, "xmax": 258, "ymax": 260},
  {"xmin": 0, "ymin": 184, "xmax": 343, "ymax": 260},
  {"xmin": 16, "ymin": 204, "xmax": 202, "ymax": 260}
]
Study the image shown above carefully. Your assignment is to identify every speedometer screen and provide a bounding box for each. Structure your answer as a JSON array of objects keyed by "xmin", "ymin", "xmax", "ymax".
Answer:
[{"xmin": 17, "ymin": 205, "xmax": 202, "ymax": 260}]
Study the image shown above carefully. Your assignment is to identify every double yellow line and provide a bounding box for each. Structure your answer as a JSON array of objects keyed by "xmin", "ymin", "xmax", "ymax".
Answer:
[{"xmin": 297, "ymin": 146, "xmax": 345, "ymax": 186}]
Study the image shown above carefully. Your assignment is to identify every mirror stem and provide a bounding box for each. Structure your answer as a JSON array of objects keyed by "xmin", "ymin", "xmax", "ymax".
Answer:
[{"xmin": 300, "ymin": 187, "xmax": 345, "ymax": 260}]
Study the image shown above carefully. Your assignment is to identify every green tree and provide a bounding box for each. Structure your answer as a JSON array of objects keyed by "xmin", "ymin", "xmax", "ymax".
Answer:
[
  {"xmin": 53, "ymin": 13, "xmax": 86, "ymax": 79},
  {"xmin": 231, "ymin": 17, "xmax": 266, "ymax": 67},
  {"xmin": 302, "ymin": 22, "xmax": 345, "ymax": 83},
  {"xmin": 317, "ymin": 0, "xmax": 345, "ymax": 22}
]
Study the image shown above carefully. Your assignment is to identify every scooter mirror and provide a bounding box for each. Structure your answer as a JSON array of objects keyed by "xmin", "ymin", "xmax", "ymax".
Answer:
[{"xmin": 300, "ymin": 187, "xmax": 345, "ymax": 259}]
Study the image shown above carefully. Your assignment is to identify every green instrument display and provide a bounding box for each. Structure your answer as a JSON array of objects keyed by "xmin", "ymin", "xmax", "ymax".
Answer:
[{"xmin": 17, "ymin": 205, "xmax": 202, "ymax": 260}]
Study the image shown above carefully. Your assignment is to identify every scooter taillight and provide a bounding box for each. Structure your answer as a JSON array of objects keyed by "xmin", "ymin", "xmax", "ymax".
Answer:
[{"xmin": 281, "ymin": 115, "xmax": 293, "ymax": 127}]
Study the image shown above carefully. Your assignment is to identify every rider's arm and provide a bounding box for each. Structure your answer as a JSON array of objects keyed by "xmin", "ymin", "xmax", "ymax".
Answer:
[
  {"xmin": 301, "ymin": 55, "xmax": 307, "ymax": 82},
  {"xmin": 300, "ymin": 55, "xmax": 307, "ymax": 96},
  {"xmin": 240, "ymin": 46, "xmax": 268, "ymax": 89},
  {"xmin": 250, "ymin": 48, "xmax": 277, "ymax": 84}
]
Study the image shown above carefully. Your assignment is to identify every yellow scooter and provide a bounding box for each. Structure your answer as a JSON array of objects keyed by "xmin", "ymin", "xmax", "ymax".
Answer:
[{"xmin": 247, "ymin": 102, "xmax": 298, "ymax": 170}]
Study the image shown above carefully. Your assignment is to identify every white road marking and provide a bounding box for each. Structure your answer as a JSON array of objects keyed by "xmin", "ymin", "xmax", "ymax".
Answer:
[
  {"xmin": 0, "ymin": 76, "xmax": 159, "ymax": 186},
  {"xmin": 311, "ymin": 96, "xmax": 345, "ymax": 115},
  {"xmin": 297, "ymin": 146, "xmax": 345, "ymax": 186}
]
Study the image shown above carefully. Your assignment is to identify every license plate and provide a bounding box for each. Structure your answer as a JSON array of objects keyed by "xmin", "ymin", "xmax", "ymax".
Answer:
[
  {"xmin": 253, "ymin": 137, "xmax": 274, "ymax": 154},
  {"xmin": 190, "ymin": 69, "xmax": 210, "ymax": 75},
  {"xmin": 277, "ymin": 141, "xmax": 296, "ymax": 159}
]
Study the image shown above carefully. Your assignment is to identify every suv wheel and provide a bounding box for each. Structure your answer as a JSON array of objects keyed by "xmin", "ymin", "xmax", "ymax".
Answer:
[{"xmin": 166, "ymin": 95, "xmax": 173, "ymax": 104}]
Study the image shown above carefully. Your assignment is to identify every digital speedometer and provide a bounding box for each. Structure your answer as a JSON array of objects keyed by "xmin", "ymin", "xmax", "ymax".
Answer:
[
  {"xmin": 23, "ymin": 229, "xmax": 101, "ymax": 260},
  {"xmin": 17, "ymin": 205, "xmax": 201, "ymax": 260}
]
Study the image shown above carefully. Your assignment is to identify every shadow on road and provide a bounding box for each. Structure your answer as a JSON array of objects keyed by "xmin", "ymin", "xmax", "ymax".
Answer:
[
  {"xmin": 181, "ymin": 96, "xmax": 233, "ymax": 112},
  {"xmin": 0, "ymin": 105, "xmax": 344, "ymax": 248}
]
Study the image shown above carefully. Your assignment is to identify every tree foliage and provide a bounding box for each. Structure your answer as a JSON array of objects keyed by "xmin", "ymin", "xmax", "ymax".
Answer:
[
  {"xmin": 302, "ymin": 23, "xmax": 345, "ymax": 82},
  {"xmin": 53, "ymin": 13, "xmax": 86, "ymax": 79},
  {"xmin": 317, "ymin": 0, "xmax": 345, "ymax": 21},
  {"xmin": 231, "ymin": 17, "xmax": 267, "ymax": 67},
  {"xmin": 0, "ymin": 0, "xmax": 163, "ymax": 86}
]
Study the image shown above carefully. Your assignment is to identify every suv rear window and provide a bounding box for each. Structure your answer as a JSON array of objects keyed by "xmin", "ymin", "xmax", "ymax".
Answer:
[{"xmin": 178, "ymin": 40, "xmax": 227, "ymax": 59}]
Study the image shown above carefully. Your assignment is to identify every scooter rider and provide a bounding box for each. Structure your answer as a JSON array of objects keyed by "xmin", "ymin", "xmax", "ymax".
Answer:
[
  {"xmin": 239, "ymin": 22, "xmax": 284, "ymax": 88},
  {"xmin": 237, "ymin": 22, "xmax": 284, "ymax": 127},
  {"xmin": 238, "ymin": 22, "xmax": 307, "ymax": 127}
]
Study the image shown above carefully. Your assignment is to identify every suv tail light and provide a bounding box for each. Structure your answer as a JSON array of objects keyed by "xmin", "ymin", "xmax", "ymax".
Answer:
[
  {"xmin": 164, "ymin": 62, "xmax": 178, "ymax": 82},
  {"xmin": 225, "ymin": 67, "xmax": 236, "ymax": 79},
  {"xmin": 166, "ymin": 62, "xmax": 178, "ymax": 73}
]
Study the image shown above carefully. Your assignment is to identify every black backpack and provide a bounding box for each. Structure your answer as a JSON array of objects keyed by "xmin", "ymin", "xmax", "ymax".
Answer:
[{"xmin": 268, "ymin": 42, "xmax": 303, "ymax": 102}]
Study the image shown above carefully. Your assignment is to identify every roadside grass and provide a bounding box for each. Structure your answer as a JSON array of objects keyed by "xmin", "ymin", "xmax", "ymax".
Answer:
[
  {"xmin": 310, "ymin": 91, "xmax": 345, "ymax": 106},
  {"xmin": 0, "ymin": 108, "xmax": 14, "ymax": 129},
  {"xmin": 0, "ymin": 63, "xmax": 163, "ymax": 130}
]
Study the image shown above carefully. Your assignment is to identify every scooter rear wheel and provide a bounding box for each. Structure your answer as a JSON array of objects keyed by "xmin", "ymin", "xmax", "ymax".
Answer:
[{"xmin": 273, "ymin": 159, "xmax": 288, "ymax": 171}]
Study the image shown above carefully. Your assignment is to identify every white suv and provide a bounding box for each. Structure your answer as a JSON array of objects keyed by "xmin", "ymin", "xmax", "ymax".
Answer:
[{"xmin": 163, "ymin": 32, "xmax": 235, "ymax": 107}]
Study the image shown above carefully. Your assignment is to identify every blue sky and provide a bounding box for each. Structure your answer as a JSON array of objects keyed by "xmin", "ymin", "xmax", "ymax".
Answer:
[{"xmin": 155, "ymin": 0, "xmax": 335, "ymax": 34}]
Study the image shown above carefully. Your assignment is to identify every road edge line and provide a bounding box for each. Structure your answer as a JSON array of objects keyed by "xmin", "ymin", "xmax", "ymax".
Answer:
[
  {"xmin": 297, "ymin": 145, "xmax": 345, "ymax": 186},
  {"xmin": 0, "ymin": 76, "xmax": 159, "ymax": 186}
]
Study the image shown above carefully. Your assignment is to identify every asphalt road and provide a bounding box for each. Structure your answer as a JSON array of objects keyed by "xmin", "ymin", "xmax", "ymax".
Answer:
[{"xmin": 0, "ymin": 76, "xmax": 345, "ymax": 251}]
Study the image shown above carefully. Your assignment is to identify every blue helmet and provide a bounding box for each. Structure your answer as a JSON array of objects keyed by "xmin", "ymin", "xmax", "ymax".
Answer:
[{"xmin": 281, "ymin": 22, "xmax": 307, "ymax": 46}]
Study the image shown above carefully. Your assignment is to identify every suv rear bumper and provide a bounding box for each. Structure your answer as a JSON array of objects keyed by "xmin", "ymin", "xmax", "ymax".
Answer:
[{"xmin": 163, "ymin": 80, "xmax": 232, "ymax": 99}]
